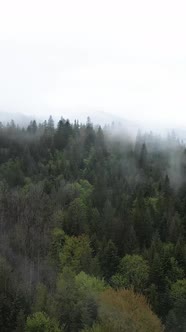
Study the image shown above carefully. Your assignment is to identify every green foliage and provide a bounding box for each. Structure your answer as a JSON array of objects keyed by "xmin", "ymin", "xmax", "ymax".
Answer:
[
  {"xmin": 25, "ymin": 312, "xmax": 61, "ymax": 332},
  {"xmin": 32, "ymin": 283, "xmax": 48, "ymax": 313},
  {"xmin": 56, "ymin": 269, "xmax": 99, "ymax": 331},
  {"xmin": 0, "ymin": 117, "xmax": 186, "ymax": 330},
  {"xmin": 110, "ymin": 273, "xmax": 127, "ymax": 289},
  {"xmin": 50, "ymin": 228, "xmax": 66, "ymax": 266},
  {"xmin": 111, "ymin": 254, "xmax": 149, "ymax": 292},
  {"xmin": 165, "ymin": 279, "xmax": 186, "ymax": 332},
  {"xmin": 99, "ymin": 240, "xmax": 119, "ymax": 280},
  {"xmin": 0, "ymin": 159, "xmax": 25, "ymax": 186},
  {"xmin": 75, "ymin": 272, "xmax": 106, "ymax": 294},
  {"xmin": 74, "ymin": 179, "xmax": 93, "ymax": 204},
  {"xmin": 59, "ymin": 235, "xmax": 93, "ymax": 274},
  {"xmin": 64, "ymin": 197, "xmax": 88, "ymax": 235},
  {"xmin": 170, "ymin": 279, "xmax": 186, "ymax": 302}
]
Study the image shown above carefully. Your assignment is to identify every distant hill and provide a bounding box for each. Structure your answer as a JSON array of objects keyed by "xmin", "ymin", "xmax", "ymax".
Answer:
[
  {"xmin": 2, "ymin": 110, "xmax": 185, "ymax": 142},
  {"xmin": 52, "ymin": 109, "xmax": 141, "ymax": 137},
  {"xmin": 0, "ymin": 111, "xmax": 33, "ymax": 126},
  {"xmin": 52, "ymin": 109, "xmax": 136, "ymax": 126},
  {"xmin": 0, "ymin": 110, "xmax": 140, "ymax": 136}
]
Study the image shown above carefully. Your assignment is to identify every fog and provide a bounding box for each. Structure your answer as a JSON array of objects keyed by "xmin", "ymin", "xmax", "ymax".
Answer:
[{"xmin": 0, "ymin": 0, "xmax": 186, "ymax": 129}]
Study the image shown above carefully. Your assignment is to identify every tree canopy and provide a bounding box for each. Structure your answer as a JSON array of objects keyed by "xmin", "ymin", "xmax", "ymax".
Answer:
[{"xmin": 0, "ymin": 116, "xmax": 185, "ymax": 331}]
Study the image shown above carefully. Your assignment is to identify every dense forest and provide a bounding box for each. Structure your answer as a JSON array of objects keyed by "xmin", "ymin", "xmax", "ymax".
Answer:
[{"xmin": 0, "ymin": 116, "xmax": 186, "ymax": 332}]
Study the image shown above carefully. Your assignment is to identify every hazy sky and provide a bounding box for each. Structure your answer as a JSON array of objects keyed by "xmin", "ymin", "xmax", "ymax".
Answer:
[{"xmin": 0, "ymin": 0, "xmax": 186, "ymax": 126}]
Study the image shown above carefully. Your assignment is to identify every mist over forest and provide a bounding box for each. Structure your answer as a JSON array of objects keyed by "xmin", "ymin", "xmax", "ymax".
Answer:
[
  {"xmin": 0, "ymin": 114, "xmax": 185, "ymax": 331},
  {"xmin": 1, "ymin": 0, "xmax": 186, "ymax": 330}
]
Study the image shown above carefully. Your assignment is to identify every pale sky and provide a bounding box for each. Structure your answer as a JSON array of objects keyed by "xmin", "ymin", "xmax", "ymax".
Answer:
[{"xmin": 0, "ymin": 0, "xmax": 186, "ymax": 127}]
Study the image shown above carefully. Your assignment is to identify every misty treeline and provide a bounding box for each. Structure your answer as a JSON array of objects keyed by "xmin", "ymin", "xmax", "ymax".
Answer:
[{"xmin": 0, "ymin": 116, "xmax": 186, "ymax": 332}]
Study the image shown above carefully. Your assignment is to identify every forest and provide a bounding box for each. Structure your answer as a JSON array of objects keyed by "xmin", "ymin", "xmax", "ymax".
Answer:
[{"xmin": 0, "ymin": 116, "xmax": 186, "ymax": 332}]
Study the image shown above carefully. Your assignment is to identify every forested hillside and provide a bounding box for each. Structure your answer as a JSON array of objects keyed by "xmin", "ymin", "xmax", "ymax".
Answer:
[{"xmin": 0, "ymin": 116, "xmax": 186, "ymax": 331}]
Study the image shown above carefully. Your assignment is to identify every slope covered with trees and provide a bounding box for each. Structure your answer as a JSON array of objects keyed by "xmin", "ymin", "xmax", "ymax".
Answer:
[{"xmin": 0, "ymin": 116, "xmax": 185, "ymax": 331}]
